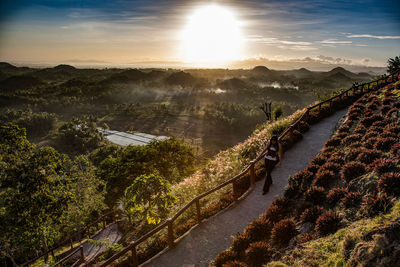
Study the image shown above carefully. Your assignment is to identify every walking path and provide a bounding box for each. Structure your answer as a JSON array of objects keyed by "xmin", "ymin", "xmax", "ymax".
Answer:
[{"xmin": 143, "ymin": 108, "xmax": 348, "ymax": 267}]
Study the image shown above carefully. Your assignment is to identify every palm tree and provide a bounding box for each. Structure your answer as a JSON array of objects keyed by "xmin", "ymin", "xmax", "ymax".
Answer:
[{"xmin": 387, "ymin": 56, "xmax": 400, "ymax": 74}]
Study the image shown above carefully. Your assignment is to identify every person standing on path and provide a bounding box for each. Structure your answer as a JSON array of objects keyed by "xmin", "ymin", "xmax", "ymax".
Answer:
[{"xmin": 255, "ymin": 135, "xmax": 283, "ymax": 195}]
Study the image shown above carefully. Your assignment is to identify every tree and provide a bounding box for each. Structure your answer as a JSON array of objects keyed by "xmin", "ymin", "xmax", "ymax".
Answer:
[
  {"xmin": 121, "ymin": 174, "xmax": 175, "ymax": 225},
  {"xmin": 387, "ymin": 56, "xmax": 400, "ymax": 74},
  {"xmin": 0, "ymin": 123, "xmax": 73, "ymax": 264},
  {"xmin": 273, "ymin": 106, "xmax": 283, "ymax": 121},
  {"xmin": 97, "ymin": 138, "xmax": 195, "ymax": 206}
]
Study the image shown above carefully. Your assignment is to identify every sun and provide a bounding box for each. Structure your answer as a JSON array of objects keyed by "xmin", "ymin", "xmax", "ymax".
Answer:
[{"xmin": 180, "ymin": 5, "xmax": 243, "ymax": 65}]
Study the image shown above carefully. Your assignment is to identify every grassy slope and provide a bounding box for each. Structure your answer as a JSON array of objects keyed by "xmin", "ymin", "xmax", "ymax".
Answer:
[{"xmin": 213, "ymin": 79, "xmax": 400, "ymax": 266}]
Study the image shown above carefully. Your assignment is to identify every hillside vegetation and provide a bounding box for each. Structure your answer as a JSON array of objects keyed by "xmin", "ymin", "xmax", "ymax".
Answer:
[{"xmin": 213, "ymin": 77, "xmax": 400, "ymax": 266}]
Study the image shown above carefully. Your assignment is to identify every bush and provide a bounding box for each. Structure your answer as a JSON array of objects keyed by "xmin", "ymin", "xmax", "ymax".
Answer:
[
  {"xmin": 305, "ymin": 186, "xmax": 326, "ymax": 203},
  {"xmin": 381, "ymin": 105, "xmax": 392, "ymax": 115},
  {"xmin": 265, "ymin": 204, "xmax": 285, "ymax": 223},
  {"xmin": 373, "ymin": 158, "xmax": 399, "ymax": 174},
  {"xmin": 271, "ymin": 218, "xmax": 298, "ymax": 248},
  {"xmin": 306, "ymin": 163, "xmax": 320, "ymax": 174},
  {"xmin": 360, "ymin": 114, "xmax": 384, "ymax": 127},
  {"xmin": 341, "ymin": 191, "xmax": 362, "ymax": 209},
  {"xmin": 391, "ymin": 143, "xmax": 400, "ymax": 158},
  {"xmin": 361, "ymin": 193, "xmax": 393, "ymax": 217},
  {"xmin": 293, "ymin": 169, "xmax": 314, "ymax": 186},
  {"xmin": 311, "ymin": 155, "xmax": 328, "ymax": 166},
  {"xmin": 231, "ymin": 233, "xmax": 251, "ymax": 255},
  {"xmin": 356, "ymin": 150, "xmax": 382, "ymax": 165},
  {"xmin": 328, "ymin": 154, "xmax": 345, "ymax": 165},
  {"xmin": 245, "ymin": 242, "xmax": 274, "ymax": 267},
  {"xmin": 315, "ymin": 210, "xmax": 341, "ymax": 236},
  {"xmin": 298, "ymin": 233, "xmax": 316, "ymax": 244},
  {"xmin": 345, "ymin": 148, "xmax": 366, "ymax": 162},
  {"xmin": 384, "ymin": 124, "xmax": 400, "ymax": 135},
  {"xmin": 244, "ymin": 217, "xmax": 273, "ymax": 242},
  {"xmin": 325, "ymin": 137, "xmax": 342, "ymax": 147},
  {"xmin": 361, "ymin": 131, "xmax": 379, "ymax": 142},
  {"xmin": 353, "ymin": 125, "xmax": 366, "ymax": 134},
  {"xmin": 371, "ymin": 120, "xmax": 387, "ymax": 128},
  {"xmin": 327, "ymin": 187, "xmax": 348, "ymax": 206},
  {"xmin": 341, "ymin": 162, "xmax": 366, "ymax": 182},
  {"xmin": 342, "ymin": 134, "xmax": 363, "ymax": 146},
  {"xmin": 374, "ymin": 137, "xmax": 397, "ymax": 152},
  {"xmin": 385, "ymin": 107, "xmax": 399, "ymax": 120},
  {"xmin": 300, "ymin": 205, "xmax": 323, "ymax": 224},
  {"xmin": 364, "ymin": 137, "xmax": 378, "ymax": 150},
  {"xmin": 313, "ymin": 169, "xmax": 336, "ymax": 188},
  {"xmin": 222, "ymin": 261, "xmax": 247, "ymax": 267},
  {"xmin": 377, "ymin": 173, "xmax": 400, "ymax": 196},
  {"xmin": 214, "ymin": 250, "xmax": 237, "ymax": 267},
  {"xmin": 337, "ymin": 125, "xmax": 351, "ymax": 134},
  {"xmin": 321, "ymin": 162, "xmax": 341, "ymax": 173},
  {"xmin": 291, "ymin": 129, "xmax": 303, "ymax": 142}
]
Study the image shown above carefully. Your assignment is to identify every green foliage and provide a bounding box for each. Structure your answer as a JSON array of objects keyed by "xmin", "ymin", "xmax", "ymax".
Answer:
[
  {"xmin": 387, "ymin": 56, "xmax": 400, "ymax": 74},
  {"xmin": 122, "ymin": 174, "xmax": 176, "ymax": 224},
  {"xmin": 98, "ymin": 138, "xmax": 195, "ymax": 206},
  {"xmin": 56, "ymin": 115, "xmax": 104, "ymax": 155},
  {"xmin": 0, "ymin": 109, "xmax": 57, "ymax": 139},
  {"xmin": 272, "ymin": 105, "xmax": 283, "ymax": 121}
]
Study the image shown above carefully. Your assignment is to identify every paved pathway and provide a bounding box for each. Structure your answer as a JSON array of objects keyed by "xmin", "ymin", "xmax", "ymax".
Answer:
[{"xmin": 143, "ymin": 108, "xmax": 348, "ymax": 267}]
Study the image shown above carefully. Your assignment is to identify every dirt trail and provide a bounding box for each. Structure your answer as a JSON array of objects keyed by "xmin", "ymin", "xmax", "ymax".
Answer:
[{"xmin": 142, "ymin": 108, "xmax": 348, "ymax": 267}]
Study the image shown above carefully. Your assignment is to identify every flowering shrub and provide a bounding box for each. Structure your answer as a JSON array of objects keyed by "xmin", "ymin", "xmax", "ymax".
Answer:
[
  {"xmin": 374, "ymin": 137, "xmax": 397, "ymax": 152},
  {"xmin": 390, "ymin": 143, "xmax": 400, "ymax": 158},
  {"xmin": 345, "ymin": 148, "xmax": 366, "ymax": 162},
  {"xmin": 222, "ymin": 261, "xmax": 247, "ymax": 267},
  {"xmin": 385, "ymin": 107, "xmax": 399, "ymax": 120},
  {"xmin": 361, "ymin": 193, "xmax": 393, "ymax": 217},
  {"xmin": 300, "ymin": 205, "xmax": 323, "ymax": 224},
  {"xmin": 313, "ymin": 169, "xmax": 336, "ymax": 188},
  {"xmin": 311, "ymin": 155, "xmax": 328, "ymax": 166},
  {"xmin": 265, "ymin": 204, "xmax": 285, "ymax": 223},
  {"xmin": 321, "ymin": 162, "xmax": 341, "ymax": 173},
  {"xmin": 341, "ymin": 161, "xmax": 366, "ymax": 182},
  {"xmin": 381, "ymin": 105, "xmax": 392, "ymax": 115},
  {"xmin": 307, "ymin": 163, "xmax": 320, "ymax": 174},
  {"xmin": 328, "ymin": 155, "xmax": 345, "ymax": 165},
  {"xmin": 284, "ymin": 183, "xmax": 299, "ymax": 198},
  {"xmin": 356, "ymin": 149, "xmax": 382, "ymax": 165},
  {"xmin": 315, "ymin": 210, "xmax": 341, "ymax": 236},
  {"xmin": 327, "ymin": 187, "xmax": 348, "ymax": 206},
  {"xmin": 379, "ymin": 131, "xmax": 397, "ymax": 139},
  {"xmin": 244, "ymin": 217, "xmax": 273, "ymax": 242},
  {"xmin": 298, "ymin": 233, "xmax": 316, "ymax": 243},
  {"xmin": 342, "ymin": 134, "xmax": 363, "ymax": 146},
  {"xmin": 245, "ymin": 242, "xmax": 274, "ymax": 267},
  {"xmin": 353, "ymin": 125, "xmax": 366, "ymax": 134},
  {"xmin": 371, "ymin": 120, "xmax": 387, "ymax": 128},
  {"xmin": 305, "ymin": 186, "xmax": 326, "ymax": 203},
  {"xmin": 341, "ymin": 191, "xmax": 362, "ymax": 208},
  {"xmin": 231, "ymin": 233, "xmax": 251, "ymax": 255},
  {"xmin": 377, "ymin": 173, "xmax": 400, "ymax": 196},
  {"xmin": 373, "ymin": 158, "xmax": 398, "ymax": 174},
  {"xmin": 360, "ymin": 114, "xmax": 384, "ymax": 127},
  {"xmin": 384, "ymin": 124, "xmax": 400, "ymax": 135},
  {"xmin": 361, "ymin": 131, "xmax": 379, "ymax": 142},
  {"xmin": 337, "ymin": 125, "xmax": 351, "ymax": 134},
  {"xmin": 214, "ymin": 250, "xmax": 237, "ymax": 267},
  {"xmin": 364, "ymin": 137, "xmax": 378, "ymax": 149},
  {"xmin": 271, "ymin": 218, "xmax": 298, "ymax": 247}
]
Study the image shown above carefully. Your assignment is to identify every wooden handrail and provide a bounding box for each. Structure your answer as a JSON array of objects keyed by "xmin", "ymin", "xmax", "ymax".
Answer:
[
  {"xmin": 92, "ymin": 71, "xmax": 399, "ymax": 267},
  {"xmin": 22, "ymin": 211, "xmax": 115, "ymax": 267}
]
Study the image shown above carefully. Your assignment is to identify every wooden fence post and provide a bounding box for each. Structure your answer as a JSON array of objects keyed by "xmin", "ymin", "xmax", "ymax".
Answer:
[
  {"xmin": 232, "ymin": 180, "xmax": 238, "ymax": 201},
  {"xmin": 195, "ymin": 199, "xmax": 202, "ymax": 224},
  {"xmin": 129, "ymin": 244, "xmax": 139, "ymax": 267},
  {"xmin": 167, "ymin": 219, "xmax": 174, "ymax": 248},
  {"xmin": 250, "ymin": 163, "xmax": 256, "ymax": 187},
  {"xmin": 80, "ymin": 245, "xmax": 85, "ymax": 262}
]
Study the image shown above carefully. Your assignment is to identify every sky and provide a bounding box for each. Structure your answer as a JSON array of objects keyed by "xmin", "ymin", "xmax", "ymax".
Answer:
[{"xmin": 0, "ymin": 0, "xmax": 399, "ymax": 69}]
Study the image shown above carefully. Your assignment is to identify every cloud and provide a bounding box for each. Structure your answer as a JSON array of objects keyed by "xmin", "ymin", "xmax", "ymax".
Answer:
[
  {"xmin": 347, "ymin": 34, "xmax": 400, "ymax": 39},
  {"xmin": 320, "ymin": 39, "xmax": 352, "ymax": 44},
  {"xmin": 246, "ymin": 35, "xmax": 316, "ymax": 50}
]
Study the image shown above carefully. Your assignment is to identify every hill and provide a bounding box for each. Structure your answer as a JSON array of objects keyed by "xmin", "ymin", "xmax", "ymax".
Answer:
[
  {"xmin": 214, "ymin": 78, "xmax": 400, "ymax": 266},
  {"xmin": 165, "ymin": 71, "xmax": 197, "ymax": 86},
  {"xmin": 0, "ymin": 75, "xmax": 46, "ymax": 92}
]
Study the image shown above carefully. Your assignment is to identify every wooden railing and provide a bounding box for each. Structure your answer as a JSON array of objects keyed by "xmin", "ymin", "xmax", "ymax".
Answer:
[
  {"xmin": 22, "ymin": 211, "xmax": 116, "ymax": 267},
  {"xmin": 60, "ymin": 72, "xmax": 400, "ymax": 267}
]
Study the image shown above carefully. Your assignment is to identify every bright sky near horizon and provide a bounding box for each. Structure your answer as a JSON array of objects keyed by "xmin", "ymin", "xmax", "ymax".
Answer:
[{"xmin": 0, "ymin": 0, "xmax": 399, "ymax": 68}]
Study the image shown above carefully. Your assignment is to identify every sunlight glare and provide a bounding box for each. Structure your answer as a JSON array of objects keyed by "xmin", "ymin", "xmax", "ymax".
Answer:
[{"xmin": 180, "ymin": 5, "xmax": 243, "ymax": 65}]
